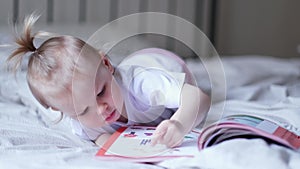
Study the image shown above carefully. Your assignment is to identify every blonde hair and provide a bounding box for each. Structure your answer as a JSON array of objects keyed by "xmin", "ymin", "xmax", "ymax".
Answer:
[{"xmin": 7, "ymin": 14, "xmax": 100, "ymax": 110}]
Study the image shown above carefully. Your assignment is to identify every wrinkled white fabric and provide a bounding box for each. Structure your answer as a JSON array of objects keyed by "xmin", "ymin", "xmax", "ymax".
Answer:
[{"xmin": 1, "ymin": 53, "xmax": 300, "ymax": 169}]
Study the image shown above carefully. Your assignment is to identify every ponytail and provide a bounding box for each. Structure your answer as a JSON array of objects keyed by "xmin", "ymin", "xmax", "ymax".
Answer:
[
  {"xmin": 6, "ymin": 14, "xmax": 40, "ymax": 72},
  {"xmin": 6, "ymin": 13, "xmax": 91, "ymax": 114}
]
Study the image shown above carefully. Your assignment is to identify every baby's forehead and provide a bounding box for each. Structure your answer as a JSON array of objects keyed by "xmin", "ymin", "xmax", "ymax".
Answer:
[{"xmin": 73, "ymin": 59, "xmax": 102, "ymax": 76}]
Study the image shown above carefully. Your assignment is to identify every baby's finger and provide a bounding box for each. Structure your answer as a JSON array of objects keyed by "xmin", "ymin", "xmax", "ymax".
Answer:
[
  {"xmin": 169, "ymin": 137, "xmax": 184, "ymax": 148},
  {"xmin": 158, "ymin": 129, "xmax": 173, "ymax": 146},
  {"xmin": 151, "ymin": 134, "xmax": 161, "ymax": 146},
  {"xmin": 163, "ymin": 131, "xmax": 182, "ymax": 147},
  {"xmin": 151, "ymin": 125, "xmax": 167, "ymax": 145},
  {"xmin": 151, "ymin": 121, "xmax": 169, "ymax": 145}
]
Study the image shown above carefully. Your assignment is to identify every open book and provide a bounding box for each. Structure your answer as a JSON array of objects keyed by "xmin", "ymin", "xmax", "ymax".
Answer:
[
  {"xmin": 199, "ymin": 114, "xmax": 300, "ymax": 150},
  {"xmin": 95, "ymin": 126, "xmax": 200, "ymax": 162},
  {"xmin": 96, "ymin": 114, "xmax": 300, "ymax": 162}
]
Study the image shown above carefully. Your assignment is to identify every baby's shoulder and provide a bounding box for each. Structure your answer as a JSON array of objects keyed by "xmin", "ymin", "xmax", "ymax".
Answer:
[{"xmin": 119, "ymin": 48, "xmax": 183, "ymax": 72}]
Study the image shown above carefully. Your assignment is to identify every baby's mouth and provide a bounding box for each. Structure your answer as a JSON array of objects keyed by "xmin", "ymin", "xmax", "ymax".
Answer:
[{"xmin": 105, "ymin": 110, "xmax": 116, "ymax": 122}]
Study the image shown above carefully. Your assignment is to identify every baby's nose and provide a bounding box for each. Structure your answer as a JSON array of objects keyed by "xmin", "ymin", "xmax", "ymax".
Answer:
[{"xmin": 97, "ymin": 103, "xmax": 108, "ymax": 115}]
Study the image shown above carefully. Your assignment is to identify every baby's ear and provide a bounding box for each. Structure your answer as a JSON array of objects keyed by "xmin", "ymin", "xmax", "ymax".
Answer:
[
  {"xmin": 101, "ymin": 54, "xmax": 114, "ymax": 73},
  {"xmin": 99, "ymin": 51, "xmax": 106, "ymax": 58}
]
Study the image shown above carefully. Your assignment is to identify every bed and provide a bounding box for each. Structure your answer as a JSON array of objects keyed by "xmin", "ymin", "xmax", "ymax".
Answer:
[
  {"xmin": 1, "ymin": 1, "xmax": 300, "ymax": 169},
  {"xmin": 1, "ymin": 50, "xmax": 300, "ymax": 169}
]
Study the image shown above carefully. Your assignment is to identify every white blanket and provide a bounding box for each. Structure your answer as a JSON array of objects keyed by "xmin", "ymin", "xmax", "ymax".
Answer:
[
  {"xmin": 1, "ymin": 53, "xmax": 300, "ymax": 169},
  {"xmin": 160, "ymin": 56, "xmax": 300, "ymax": 169}
]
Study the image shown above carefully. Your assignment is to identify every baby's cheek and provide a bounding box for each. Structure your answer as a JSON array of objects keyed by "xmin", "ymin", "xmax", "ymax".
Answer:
[{"xmin": 111, "ymin": 78, "xmax": 123, "ymax": 112}]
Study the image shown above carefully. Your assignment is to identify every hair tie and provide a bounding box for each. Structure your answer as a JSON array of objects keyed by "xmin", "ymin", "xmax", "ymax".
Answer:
[{"xmin": 31, "ymin": 48, "xmax": 42, "ymax": 58}]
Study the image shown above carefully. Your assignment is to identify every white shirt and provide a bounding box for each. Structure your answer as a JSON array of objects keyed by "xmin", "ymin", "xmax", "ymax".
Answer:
[{"xmin": 71, "ymin": 48, "xmax": 189, "ymax": 141}]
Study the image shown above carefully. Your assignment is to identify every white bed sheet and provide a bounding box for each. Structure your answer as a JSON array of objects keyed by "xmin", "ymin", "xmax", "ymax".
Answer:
[{"xmin": 1, "ymin": 32, "xmax": 300, "ymax": 168}]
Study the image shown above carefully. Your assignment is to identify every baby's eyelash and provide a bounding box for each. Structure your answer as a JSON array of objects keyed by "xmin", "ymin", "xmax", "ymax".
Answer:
[
  {"xmin": 78, "ymin": 107, "xmax": 89, "ymax": 117},
  {"xmin": 97, "ymin": 86, "xmax": 106, "ymax": 97}
]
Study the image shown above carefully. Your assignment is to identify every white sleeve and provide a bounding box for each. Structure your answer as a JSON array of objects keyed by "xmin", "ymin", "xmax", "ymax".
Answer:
[{"xmin": 131, "ymin": 68, "xmax": 185, "ymax": 108}]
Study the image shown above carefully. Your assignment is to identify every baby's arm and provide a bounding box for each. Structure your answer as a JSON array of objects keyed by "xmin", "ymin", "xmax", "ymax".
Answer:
[
  {"xmin": 152, "ymin": 83, "xmax": 210, "ymax": 147},
  {"xmin": 94, "ymin": 133, "xmax": 112, "ymax": 147}
]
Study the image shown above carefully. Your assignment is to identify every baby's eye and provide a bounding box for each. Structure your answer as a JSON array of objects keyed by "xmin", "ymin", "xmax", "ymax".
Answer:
[{"xmin": 97, "ymin": 86, "xmax": 106, "ymax": 97}]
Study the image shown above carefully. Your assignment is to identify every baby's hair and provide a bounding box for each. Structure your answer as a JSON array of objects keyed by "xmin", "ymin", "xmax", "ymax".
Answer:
[
  {"xmin": 7, "ymin": 14, "xmax": 40, "ymax": 72},
  {"xmin": 7, "ymin": 13, "xmax": 101, "ymax": 118}
]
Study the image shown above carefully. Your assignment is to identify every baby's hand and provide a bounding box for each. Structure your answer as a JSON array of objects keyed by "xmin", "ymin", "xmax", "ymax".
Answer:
[{"xmin": 151, "ymin": 120, "xmax": 185, "ymax": 148}]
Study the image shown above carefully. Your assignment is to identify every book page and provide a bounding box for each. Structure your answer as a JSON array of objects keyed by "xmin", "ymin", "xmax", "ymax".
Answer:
[
  {"xmin": 104, "ymin": 126, "xmax": 169, "ymax": 157},
  {"xmin": 199, "ymin": 114, "xmax": 300, "ymax": 150},
  {"xmin": 96, "ymin": 126, "xmax": 200, "ymax": 162}
]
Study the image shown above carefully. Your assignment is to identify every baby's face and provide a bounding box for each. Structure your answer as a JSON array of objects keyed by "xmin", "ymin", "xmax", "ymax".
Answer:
[{"xmin": 58, "ymin": 56, "xmax": 124, "ymax": 128}]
